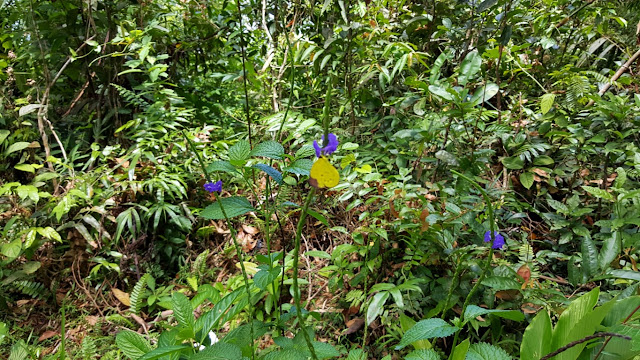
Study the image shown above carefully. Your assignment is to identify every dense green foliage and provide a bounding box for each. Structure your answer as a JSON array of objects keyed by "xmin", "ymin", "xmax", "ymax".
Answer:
[{"xmin": 1, "ymin": 0, "xmax": 640, "ymax": 358}]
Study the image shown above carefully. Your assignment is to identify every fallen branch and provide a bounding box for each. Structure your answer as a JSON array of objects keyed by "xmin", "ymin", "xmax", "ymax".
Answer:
[
  {"xmin": 540, "ymin": 332, "xmax": 631, "ymax": 360},
  {"xmin": 587, "ymin": 48, "xmax": 640, "ymax": 106}
]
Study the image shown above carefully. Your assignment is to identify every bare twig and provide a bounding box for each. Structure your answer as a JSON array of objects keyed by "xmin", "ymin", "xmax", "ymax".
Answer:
[
  {"xmin": 587, "ymin": 48, "xmax": 640, "ymax": 106},
  {"xmin": 541, "ymin": 332, "xmax": 631, "ymax": 360}
]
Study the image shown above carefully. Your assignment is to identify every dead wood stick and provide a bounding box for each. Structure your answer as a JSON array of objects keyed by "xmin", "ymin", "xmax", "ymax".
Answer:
[{"xmin": 587, "ymin": 48, "xmax": 640, "ymax": 106}]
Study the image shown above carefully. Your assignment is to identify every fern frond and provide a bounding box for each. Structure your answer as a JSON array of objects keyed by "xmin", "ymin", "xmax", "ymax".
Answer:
[
  {"xmin": 111, "ymin": 84, "xmax": 150, "ymax": 109},
  {"xmin": 192, "ymin": 250, "xmax": 210, "ymax": 278},
  {"xmin": 80, "ymin": 337, "xmax": 97, "ymax": 360},
  {"xmin": 130, "ymin": 273, "xmax": 152, "ymax": 315},
  {"xmin": 12, "ymin": 280, "xmax": 47, "ymax": 298}
]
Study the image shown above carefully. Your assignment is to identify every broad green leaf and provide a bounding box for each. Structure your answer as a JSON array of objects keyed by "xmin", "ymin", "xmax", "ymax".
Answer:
[
  {"xmin": 599, "ymin": 232, "xmax": 621, "ymax": 271},
  {"xmin": 5, "ymin": 142, "xmax": 31, "ymax": 156},
  {"xmin": 551, "ymin": 288, "xmax": 599, "ymax": 353},
  {"xmin": 196, "ymin": 288, "xmax": 243, "ymax": 343},
  {"xmin": 346, "ymin": 349, "xmax": 367, "ymax": 360},
  {"xmin": 304, "ymin": 250, "xmax": 331, "ymax": 259},
  {"xmin": 189, "ymin": 342, "xmax": 243, "ymax": 360},
  {"xmin": 481, "ymin": 276, "xmax": 521, "ymax": 290},
  {"xmin": 366, "ymin": 291, "xmax": 389, "ymax": 326},
  {"xmin": 252, "ymin": 164, "xmax": 283, "ymax": 184},
  {"xmin": 540, "ymin": 93, "xmax": 556, "ymax": 114},
  {"xmin": 477, "ymin": 0, "xmax": 498, "ymax": 12},
  {"xmin": 554, "ymin": 298, "xmax": 615, "ymax": 360},
  {"xmin": 228, "ymin": 140, "xmax": 251, "ymax": 164},
  {"xmin": 250, "ymin": 140, "xmax": 284, "ymax": 159},
  {"xmin": 502, "ymin": 156, "xmax": 524, "ymax": 170},
  {"xmin": 138, "ymin": 346, "xmax": 190, "ymax": 360},
  {"xmin": 396, "ymin": 318, "xmax": 459, "ymax": 350},
  {"xmin": 458, "ymin": 50, "xmax": 481, "ymax": 86},
  {"xmin": 400, "ymin": 313, "xmax": 431, "ymax": 350},
  {"xmin": 533, "ymin": 155, "xmax": 554, "ymax": 165},
  {"xmin": 1, "ymin": 239, "xmax": 22, "ymax": 260},
  {"xmin": 207, "ymin": 161, "xmax": 240, "ymax": 175},
  {"xmin": 582, "ymin": 186, "xmax": 614, "ymax": 201},
  {"xmin": 0, "ymin": 130, "xmax": 10, "ymax": 145},
  {"xmin": 428, "ymin": 85, "xmax": 454, "ymax": 101},
  {"xmin": 18, "ymin": 104, "xmax": 45, "ymax": 117},
  {"xmin": 520, "ymin": 172, "xmax": 534, "ymax": 189},
  {"xmin": 581, "ymin": 237, "xmax": 598, "ymax": 278},
  {"xmin": 463, "ymin": 305, "xmax": 524, "ymax": 324},
  {"xmin": 295, "ymin": 145, "xmax": 316, "ymax": 159},
  {"xmin": 467, "ymin": 343, "xmax": 511, "ymax": 360},
  {"xmin": 116, "ymin": 330, "xmax": 152, "ymax": 360},
  {"xmin": 14, "ymin": 163, "xmax": 42, "ymax": 173},
  {"xmin": 201, "ymin": 197, "xmax": 254, "ymax": 220},
  {"xmin": 469, "ymin": 83, "xmax": 499, "ymax": 105},
  {"xmin": 451, "ymin": 338, "xmax": 470, "ymax": 360},
  {"xmin": 520, "ymin": 310, "xmax": 552, "ymax": 360},
  {"xmin": 254, "ymin": 267, "xmax": 280, "ymax": 290},
  {"xmin": 405, "ymin": 349, "xmax": 441, "ymax": 360},
  {"xmin": 284, "ymin": 159, "xmax": 313, "ymax": 176},
  {"xmin": 172, "ymin": 292, "xmax": 195, "ymax": 336},
  {"xmin": 16, "ymin": 185, "xmax": 38, "ymax": 203}
]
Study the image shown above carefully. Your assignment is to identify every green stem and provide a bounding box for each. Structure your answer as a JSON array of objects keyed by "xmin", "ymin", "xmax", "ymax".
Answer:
[
  {"xmin": 183, "ymin": 131, "xmax": 256, "ymax": 360},
  {"xmin": 440, "ymin": 255, "xmax": 465, "ymax": 319},
  {"xmin": 448, "ymin": 170, "xmax": 496, "ymax": 359},
  {"xmin": 292, "ymin": 188, "xmax": 318, "ymax": 360}
]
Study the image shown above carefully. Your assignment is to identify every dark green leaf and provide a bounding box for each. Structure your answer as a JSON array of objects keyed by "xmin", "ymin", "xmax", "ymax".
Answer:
[
  {"xmin": 201, "ymin": 197, "xmax": 255, "ymax": 220},
  {"xmin": 250, "ymin": 141, "xmax": 284, "ymax": 159},
  {"xmin": 396, "ymin": 319, "xmax": 459, "ymax": 350},
  {"xmin": 252, "ymin": 164, "xmax": 283, "ymax": 184}
]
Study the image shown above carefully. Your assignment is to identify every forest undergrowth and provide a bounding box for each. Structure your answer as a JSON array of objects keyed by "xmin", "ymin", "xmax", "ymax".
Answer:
[{"xmin": 1, "ymin": 0, "xmax": 640, "ymax": 359}]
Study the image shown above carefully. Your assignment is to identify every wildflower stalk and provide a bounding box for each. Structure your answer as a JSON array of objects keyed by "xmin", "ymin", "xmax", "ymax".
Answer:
[
  {"xmin": 183, "ymin": 131, "xmax": 256, "ymax": 359},
  {"xmin": 292, "ymin": 188, "xmax": 318, "ymax": 360},
  {"xmin": 448, "ymin": 170, "xmax": 496, "ymax": 359}
]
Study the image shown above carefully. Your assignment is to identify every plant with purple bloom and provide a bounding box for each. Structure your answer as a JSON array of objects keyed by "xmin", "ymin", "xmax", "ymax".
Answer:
[
  {"xmin": 484, "ymin": 230, "xmax": 505, "ymax": 249},
  {"xmin": 313, "ymin": 133, "xmax": 338, "ymax": 157},
  {"xmin": 204, "ymin": 180, "xmax": 223, "ymax": 193}
]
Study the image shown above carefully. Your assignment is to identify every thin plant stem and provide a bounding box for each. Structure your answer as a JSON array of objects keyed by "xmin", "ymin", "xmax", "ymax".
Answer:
[
  {"xmin": 235, "ymin": 0, "xmax": 253, "ymax": 148},
  {"xmin": 183, "ymin": 131, "xmax": 256, "ymax": 359},
  {"xmin": 292, "ymin": 188, "xmax": 319, "ymax": 360},
  {"xmin": 448, "ymin": 170, "xmax": 496, "ymax": 359},
  {"xmin": 441, "ymin": 255, "xmax": 465, "ymax": 319}
]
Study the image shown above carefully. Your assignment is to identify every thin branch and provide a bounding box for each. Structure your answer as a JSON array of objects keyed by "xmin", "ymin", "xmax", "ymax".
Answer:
[
  {"xmin": 587, "ymin": 48, "xmax": 640, "ymax": 106},
  {"xmin": 541, "ymin": 332, "xmax": 631, "ymax": 360}
]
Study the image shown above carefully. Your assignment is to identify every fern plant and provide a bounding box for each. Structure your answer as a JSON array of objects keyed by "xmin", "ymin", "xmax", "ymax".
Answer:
[{"xmin": 130, "ymin": 273, "xmax": 153, "ymax": 315}]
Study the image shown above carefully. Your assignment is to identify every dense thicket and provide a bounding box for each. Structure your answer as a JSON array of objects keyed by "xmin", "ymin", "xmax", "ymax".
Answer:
[{"xmin": 1, "ymin": 0, "xmax": 640, "ymax": 358}]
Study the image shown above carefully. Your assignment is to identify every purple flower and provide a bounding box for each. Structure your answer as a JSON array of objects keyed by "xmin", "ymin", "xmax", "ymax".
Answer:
[
  {"xmin": 484, "ymin": 230, "xmax": 505, "ymax": 250},
  {"xmin": 204, "ymin": 180, "xmax": 222, "ymax": 193},
  {"xmin": 313, "ymin": 133, "xmax": 339, "ymax": 157}
]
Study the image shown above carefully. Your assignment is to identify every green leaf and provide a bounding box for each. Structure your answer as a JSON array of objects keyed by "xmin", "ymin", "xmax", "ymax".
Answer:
[
  {"xmin": 254, "ymin": 267, "xmax": 280, "ymax": 290},
  {"xmin": 172, "ymin": 292, "xmax": 195, "ymax": 336},
  {"xmin": 1, "ymin": 240, "xmax": 22, "ymax": 260},
  {"xmin": 520, "ymin": 172, "xmax": 534, "ymax": 189},
  {"xmin": 502, "ymin": 156, "xmax": 524, "ymax": 170},
  {"xmin": 466, "ymin": 343, "xmax": 511, "ymax": 360},
  {"xmin": 395, "ymin": 318, "xmax": 459, "ymax": 350},
  {"xmin": 599, "ymin": 232, "xmax": 621, "ymax": 271},
  {"xmin": 582, "ymin": 186, "xmax": 613, "ymax": 201},
  {"xmin": 450, "ymin": 338, "xmax": 470, "ymax": 360},
  {"xmin": 14, "ymin": 163, "xmax": 42, "ymax": 173},
  {"xmin": 346, "ymin": 349, "xmax": 367, "ymax": 360},
  {"xmin": 405, "ymin": 349, "xmax": 441, "ymax": 360},
  {"xmin": 481, "ymin": 276, "xmax": 521, "ymax": 290},
  {"xmin": 458, "ymin": 50, "xmax": 481, "ymax": 86},
  {"xmin": 116, "ymin": 331, "xmax": 152, "ymax": 360},
  {"xmin": 520, "ymin": 310, "xmax": 552, "ymax": 360},
  {"xmin": 304, "ymin": 250, "xmax": 331, "ymax": 259},
  {"xmin": 540, "ymin": 93, "xmax": 556, "ymax": 114},
  {"xmin": 5, "ymin": 142, "xmax": 31, "ymax": 156},
  {"xmin": 284, "ymin": 159, "xmax": 313, "ymax": 176},
  {"xmin": 551, "ymin": 288, "xmax": 599, "ymax": 354},
  {"xmin": 428, "ymin": 85, "xmax": 454, "ymax": 101},
  {"xmin": 16, "ymin": 185, "xmax": 38, "ymax": 203},
  {"xmin": 469, "ymin": 83, "xmax": 499, "ymax": 105},
  {"xmin": 252, "ymin": 164, "xmax": 283, "ymax": 184},
  {"xmin": 581, "ymin": 237, "xmax": 598, "ymax": 278},
  {"xmin": 463, "ymin": 305, "xmax": 524, "ymax": 324},
  {"xmin": 189, "ymin": 342, "xmax": 243, "ymax": 360},
  {"xmin": 138, "ymin": 346, "xmax": 190, "ymax": 360},
  {"xmin": 207, "ymin": 161, "xmax": 240, "ymax": 175},
  {"xmin": 477, "ymin": 0, "xmax": 498, "ymax": 12},
  {"xmin": 201, "ymin": 197, "xmax": 255, "ymax": 220},
  {"xmin": 533, "ymin": 155, "xmax": 554, "ymax": 166},
  {"xmin": 250, "ymin": 140, "xmax": 284, "ymax": 159},
  {"xmin": 295, "ymin": 145, "xmax": 316, "ymax": 159},
  {"xmin": 0, "ymin": 130, "xmax": 10, "ymax": 145},
  {"xmin": 366, "ymin": 291, "xmax": 389, "ymax": 326},
  {"xmin": 228, "ymin": 140, "xmax": 251, "ymax": 164}
]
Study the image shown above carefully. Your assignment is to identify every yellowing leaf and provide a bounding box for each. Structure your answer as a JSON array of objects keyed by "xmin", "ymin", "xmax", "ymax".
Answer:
[
  {"xmin": 310, "ymin": 157, "xmax": 340, "ymax": 188},
  {"xmin": 112, "ymin": 288, "xmax": 131, "ymax": 306}
]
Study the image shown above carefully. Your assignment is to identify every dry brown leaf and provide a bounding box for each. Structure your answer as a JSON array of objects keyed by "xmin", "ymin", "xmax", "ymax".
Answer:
[
  {"xmin": 521, "ymin": 302, "xmax": 542, "ymax": 314},
  {"xmin": 112, "ymin": 288, "xmax": 131, "ymax": 306},
  {"xmin": 344, "ymin": 318, "xmax": 364, "ymax": 335},
  {"xmin": 38, "ymin": 330, "xmax": 58, "ymax": 342},
  {"xmin": 85, "ymin": 316, "xmax": 99, "ymax": 326},
  {"xmin": 532, "ymin": 168, "xmax": 549, "ymax": 177},
  {"xmin": 495, "ymin": 290, "xmax": 520, "ymax": 301},
  {"xmin": 242, "ymin": 225, "xmax": 259, "ymax": 234}
]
